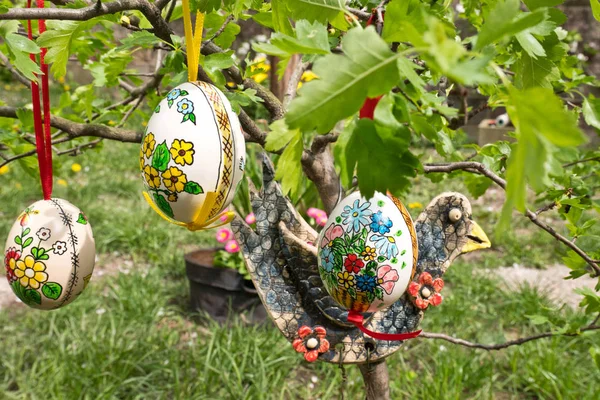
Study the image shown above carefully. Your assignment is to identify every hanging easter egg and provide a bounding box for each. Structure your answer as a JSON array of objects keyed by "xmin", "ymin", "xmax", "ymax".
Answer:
[
  {"xmin": 140, "ymin": 81, "xmax": 246, "ymax": 225},
  {"xmin": 317, "ymin": 192, "xmax": 418, "ymax": 313},
  {"xmin": 3, "ymin": 199, "xmax": 96, "ymax": 310}
]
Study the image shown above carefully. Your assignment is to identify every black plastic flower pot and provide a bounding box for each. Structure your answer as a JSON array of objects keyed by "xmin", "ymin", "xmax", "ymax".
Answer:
[{"xmin": 184, "ymin": 248, "xmax": 267, "ymax": 324}]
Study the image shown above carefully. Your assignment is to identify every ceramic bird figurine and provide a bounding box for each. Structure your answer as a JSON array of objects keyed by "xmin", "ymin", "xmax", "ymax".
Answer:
[
  {"xmin": 478, "ymin": 113, "xmax": 511, "ymax": 128},
  {"xmin": 231, "ymin": 157, "xmax": 491, "ymax": 364}
]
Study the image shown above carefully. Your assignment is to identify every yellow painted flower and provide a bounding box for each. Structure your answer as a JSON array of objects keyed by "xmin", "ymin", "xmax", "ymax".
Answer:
[
  {"xmin": 0, "ymin": 165, "xmax": 9, "ymax": 175},
  {"xmin": 408, "ymin": 202, "xmax": 423, "ymax": 209},
  {"xmin": 139, "ymin": 148, "xmax": 145, "ymax": 171},
  {"xmin": 337, "ymin": 271, "xmax": 355, "ymax": 289},
  {"xmin": 143, "ymin": 165, "xmax": 161, "ymax": 189},
  {"xmin": 361, "ymin": 246, "xmax": 377, "ymax": 262},
  {"xmin": 57, "ymin": 179, "xmax": 68, "ymax": 187},
  {"xmin": 170, "ymin": 139, "xmax": 194, "ymax": 166},
  {"xmin": 71, "ymin": 163, "xmax": 82, "ymax": 173},
  {"xmin": 162, "ymin": 167, "xmax": 187, "ymax": 193},
  {"xmin": 14, "ymin": 255, "xmax": 48, "ymax": 289},
  {"xmin": 142, "ymin": 132, "xmax": 156, "ymax": 158},
  {"xmin": 168, "ymin": 193, "xmax": 178, "ymax": 202}
]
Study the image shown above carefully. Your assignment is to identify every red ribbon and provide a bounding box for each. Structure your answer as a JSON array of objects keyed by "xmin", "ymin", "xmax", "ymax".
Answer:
[
  {"xmin": 27, "ymin": 0, "xmax": 53, "ymax": 200},
  {"xmin": 347, "ymin": 310, "xmax": 422, "ymax": 341},
  {"xmin": 358, "ymin": 11, "xmax": 384, "ymax": 120}
]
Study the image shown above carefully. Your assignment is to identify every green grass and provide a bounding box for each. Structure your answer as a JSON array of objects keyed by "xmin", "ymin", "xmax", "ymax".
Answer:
[{"xmin": 1, "ymin": 142, "xmax": 599, "ymax": 399}]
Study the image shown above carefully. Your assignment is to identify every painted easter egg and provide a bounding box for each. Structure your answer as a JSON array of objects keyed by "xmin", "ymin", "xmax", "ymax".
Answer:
[
  {"xmin": 140, "ymin": 81, "xmax": 246, "ymax": 224},
  {"xmin": 317, "ymin": 192, "xmax": 418, "ymax": 313},
  {"xmin": 3, "ymin": 199, "xmax": 96, "ymax": 310}
]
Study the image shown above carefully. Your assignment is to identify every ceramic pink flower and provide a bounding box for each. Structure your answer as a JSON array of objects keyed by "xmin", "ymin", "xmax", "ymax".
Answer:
[
  {"xmin": 219, "ymin": 212, "xmax": 230, "ymax": 223},
  {"xmin": 216, "ymin": 228, "xmax": 232, "ymax": 243},
  {"xmin": 245, "ymin": 213, "xmax": 256, "ymax": 224},
  {"xmin": 320, "ymin": 224, "xmax": 344, "ymax": 248},
  {"xmin": 377, "ymin": 265, "xmax": 399, "ymax": 295},
  {"xmin": 408, "ymin": 272, "xmax": 444, "ymax": 309},
  {"xmin": 225, "ymin": 240, "xmax": 240, "ymax": 253}
]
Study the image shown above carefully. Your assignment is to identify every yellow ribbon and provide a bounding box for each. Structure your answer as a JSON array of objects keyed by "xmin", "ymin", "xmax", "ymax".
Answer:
[
  {"xmin": 182, "ymin": 0, "xmax": 205, "ymax": 82},
  {"xmin": 143, "ymin": 191, "xmax": 235, "ymax": 231}
]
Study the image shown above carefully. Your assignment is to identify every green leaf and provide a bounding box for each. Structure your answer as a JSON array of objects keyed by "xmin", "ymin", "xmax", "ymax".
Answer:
[
  {"xmin": 22, "ymin": 237, "xmax": 33, "ymax": 248},
  {"xmin": 189, "ymin": 113, "xmax": 196, "ymax": 125},
  {"xmin": 24, "ymin": 289, "xmax": 42, "ymax": 305},
  {"xmin": 272, "ymin": 0, "xmax": 293, "ymax": 35},
  {"xmin": 516, "ymin": 31, "xmax": 546, "ymax": 58},
  {"xmin": 523, "ymin": 0, "xmax": 564, "ymax": 10},
  {"xmin": 513, "ymin": 53, "xmax": 559, "ymax": 89},
  {"xmin": 4, "ymin": 34, "xmax": 43, "ymax": 81},
  {"xmin": 526, "ymin": 314, "xmax": 550, "ymax": 325},
  {"xmin": 151, "ymin": 141, "xmax": 170, "ymax": 172},
  {"xmin": 284, "ymin": 0, "xmax": 346, "ymax": 24},
  {"xmin": 575, "ymin": 287, "xmax": 600, "ymax": 314},
  {"xmin": 153, "ymin": 193, "xmax": 174, "ymax": 218},
  {"xmin": 14, "ymin": 235, "xmax": 21, "ymax": 245},
  {"xmin": 274, "ymin": 130, "xmax": 304, "ymax": 199},
  {"xmin": 286, "ymin": 27, "xmax": 400, "ymax": 133},
  {"xmin": 265, "ymin": 120, "xmax": 298, "ymax": 152},
  {"xmin": 591, "ymin": 0, "xmax": 600, "ymax": 22},
  {"xmin": 382, "ymin": 0, "xmax": 428, "ymax": 46},
  {"xmin": 341, "ymin": 119, "xmax": 418, "ymax": 199},
  {"xmin": 183, "ymin": 181, "xmax": 204, "ymax": 195},
  {"xmin": 6, "ymin": 33, "xmax": 41, "ymax": 54},
  {"xmin": 42, "ymin": 282, "xmax": 63, "ymax": 300},
  {"xmin": 37, "ymin": 19, "xmax": 102, "ymax": 78},
  {"xmin": 499, "ymin": 88, "xmax": 587, "ymax": 229},
  {"xmin": 475, "ymin": 0, "xmax": 547, "ymax": 50},
  {"xmin": 22, "ymin": 228, "xmax": 30, "ymax": 236},
  {"xmin": 590, "ymin": 347, "xmax": 600, "ymax": 371},
  {"xmin": 583, "ymin": 96, "xmax": 600, "ymax": 130},
  {"xmin": 118, "ymin": 30, "xmax": 162, "ymax": 49}
]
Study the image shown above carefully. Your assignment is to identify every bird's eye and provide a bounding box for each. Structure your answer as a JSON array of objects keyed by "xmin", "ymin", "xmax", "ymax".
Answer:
[
  {"xmin": 495, "ymin": 113, "xmax": 510, "ymax": 127},
  {"xmin": 449, "ymin": 208, "xmax": 462, "ymax": 222}
]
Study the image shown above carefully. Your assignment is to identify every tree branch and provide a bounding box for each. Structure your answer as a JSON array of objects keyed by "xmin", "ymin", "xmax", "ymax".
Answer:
[
  {"xmin": 420, "ymin": 324, "xmax": 600, "ymax": 351},
  {"xmin": 0, "ymin": 106, "xmax": 140, "ymax": 143},
  {"xmin": 423, "ymin": 161, "xmax": 600, "ymax": 276}
]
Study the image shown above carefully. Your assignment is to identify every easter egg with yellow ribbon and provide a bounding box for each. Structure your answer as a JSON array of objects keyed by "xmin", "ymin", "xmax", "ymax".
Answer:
[{"xmin": 140, "ymin": 82, "xmax": 246, "ymax": 229}]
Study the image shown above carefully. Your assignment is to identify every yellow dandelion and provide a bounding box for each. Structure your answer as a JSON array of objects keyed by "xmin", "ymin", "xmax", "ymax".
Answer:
[
  {"xmin": 301, "ymin": 70, "xmax": 318, "ymax": 82},
  {"xmin": 0, "ymin": 165, "xmax": 9, "ymax": 175},
  {"xmin": 15, "ymin": 182, "xmax": 22, "ymax": 190},
  {"xmin": 408, "ymin": 202, "xmax": 423, "ymax": 209},
  {"xmin": 64, "ymin": 85, "xmax": 70, "ymax": 91},
  {"xmin": 57, "ymin": 179, "xmax": 68, "ymax": 187},
  {"xmin": 71, "ymin": 163, "xmax": 82, "ymax": 173},
  {"xmin": 58, "ymin": 76, "xmax": 65, "ymax": 84}
]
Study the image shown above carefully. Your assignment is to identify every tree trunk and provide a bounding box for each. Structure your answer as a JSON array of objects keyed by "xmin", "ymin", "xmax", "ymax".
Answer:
[{"xmin": 358, "ymin": 360, "xmax": 391, "ymax": 400}]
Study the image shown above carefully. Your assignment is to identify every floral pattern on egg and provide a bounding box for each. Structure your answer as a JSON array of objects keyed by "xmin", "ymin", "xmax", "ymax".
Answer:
[
  {"xmin": 317, "ymin": 192, "xmax": 418, "ymax": 313},
  {"xmin": 141, "ymin": 82, "xmax": 246, "ymax": 224},
  {"xmin": 4, "ymin": 199, "xmax": 96, "ymax": 310}
]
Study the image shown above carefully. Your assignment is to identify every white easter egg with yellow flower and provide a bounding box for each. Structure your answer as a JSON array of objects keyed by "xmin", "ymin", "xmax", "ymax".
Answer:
[
  {"xmin": 3, "ymin": 199, "xmax": 96, "ymax": 310},
  {"xmin": 140, "ymin": 82, "xmax": 246, "ymax": 224},
  {"xmin": 317, "ymin": 192, "xmax": 418, "ymax": 313}
]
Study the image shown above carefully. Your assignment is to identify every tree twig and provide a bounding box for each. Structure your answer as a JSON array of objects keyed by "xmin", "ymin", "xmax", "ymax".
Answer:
[
  {"xmin": 420, "ymin": 324, "xmax": 600, "ymax": 351},
  {"xmin": 204, "ymin": 14, "xmax": 234, "ymax": 44},
  {"xmin": 563, "ymin": 156, "xmax": 600, "ymax": 168},
  {"xmin": 283, "ymin": 61, "xmax": 309, "ymax": 109}
]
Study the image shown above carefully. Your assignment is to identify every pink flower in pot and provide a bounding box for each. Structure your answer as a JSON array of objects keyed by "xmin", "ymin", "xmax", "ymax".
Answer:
[
  {"xmin": 216, "ymin": 228, "xmax": 232, "ymax": 243},
  {"xmin": 225, "ymin": 240, "xmax": 240, "ymax": 253},
  {"xmin": 245, "ymin": 213, "xmax": 256, "ymax": 224}
]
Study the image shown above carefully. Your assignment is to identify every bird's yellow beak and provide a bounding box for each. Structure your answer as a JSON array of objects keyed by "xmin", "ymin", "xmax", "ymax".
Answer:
[{"xmin": 462, "ymin": 220, "xmax": 491, "ymax": 253}]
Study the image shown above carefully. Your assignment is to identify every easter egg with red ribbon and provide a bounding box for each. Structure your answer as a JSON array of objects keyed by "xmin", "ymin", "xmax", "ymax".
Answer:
[
  {"xmin": 141, "ymin": 81, "xmax": 246, "ymax": 225},
  {"xmin": 4, "ymin": 199, "xmax": 96, "ymax": 310},
  {"xmin": 317, "ymin": 191, "xmax": 418, "ymax": 313}
]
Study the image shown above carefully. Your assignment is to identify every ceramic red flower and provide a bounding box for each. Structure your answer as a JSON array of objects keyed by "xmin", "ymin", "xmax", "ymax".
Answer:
[
  {"xmin": 408, "ymin": 272, "xmax": 444, "ymax": 310},
  {"xmin": 292, "ymin": 325, "xmax": 330, "ymax": 362}
]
